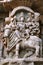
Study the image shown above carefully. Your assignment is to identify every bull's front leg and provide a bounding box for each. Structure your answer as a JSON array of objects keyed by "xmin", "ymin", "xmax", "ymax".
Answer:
[
  {"xmin": 15, "ymin": 43, "xmax": 20, "ymax": 58},
  {"xmin": 35, "ymin": 45, "xmax": 40, "ymax": 57}
]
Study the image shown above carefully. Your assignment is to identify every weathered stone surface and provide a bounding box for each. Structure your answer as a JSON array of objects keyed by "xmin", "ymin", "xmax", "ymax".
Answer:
[{"xmin": 2, "ymin": 6, "xmax": 43, "ymax": 65}]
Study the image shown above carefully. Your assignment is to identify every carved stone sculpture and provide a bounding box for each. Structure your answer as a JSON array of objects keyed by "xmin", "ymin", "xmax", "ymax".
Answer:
[{"xmin": 2, "ymin": 6, "xmax": 43, "ymax": 65}]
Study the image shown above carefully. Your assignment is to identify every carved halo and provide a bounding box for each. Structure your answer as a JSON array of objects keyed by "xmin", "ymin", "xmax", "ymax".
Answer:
[
  {"xmin": 9, "ymin": 6, "xmax": 34, "ymax": 17},
  {"xmin": 9, "ymin": 6, "xmax": 40, "ymax": 22}
]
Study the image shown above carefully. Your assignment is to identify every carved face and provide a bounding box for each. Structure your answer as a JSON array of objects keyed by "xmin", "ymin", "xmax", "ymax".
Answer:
[
  {"xmin": 20, "ymin": 16, "xmax": 24, "ymax": 22},
  {"xmin": 27, "ymin": 13, "xmax": 32, "ymax": 22},
  {"xmin": 19, "ymin": 12, "xmax": 24, "ymax": 22}
]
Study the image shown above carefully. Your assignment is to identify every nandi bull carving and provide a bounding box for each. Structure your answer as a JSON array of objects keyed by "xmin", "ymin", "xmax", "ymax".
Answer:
[{"xmin": 4, "ymin": 6, "xmax": 42, "ymax": 59}]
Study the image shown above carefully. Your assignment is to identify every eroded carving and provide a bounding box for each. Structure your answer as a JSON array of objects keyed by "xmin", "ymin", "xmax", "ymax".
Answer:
[{"xmin": 2, "ymin": 6, "xmax": 42, "ymax": 65}]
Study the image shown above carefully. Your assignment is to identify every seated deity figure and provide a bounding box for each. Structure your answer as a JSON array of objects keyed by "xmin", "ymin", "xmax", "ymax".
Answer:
[
  {"xmin": 15, "ymin": 12, "xmax": 42, "ymax": 58},
  {"xmin": 2, "ymin": 6, "xmax": 43, "ymax": 65},
  {"xmin": 17, "ymin": 12, "xmax": 26, "ymax": 38},
  {"xmin": 17, "ymin": 12, "xmax": 25, "ymax": 31},
  {"xmin": 25, "ymin": 13, "xmax": 32, "ymax": 28},
  {"xmin": 3, "ymin": 6, "xmax": 42, "ymax": 59},
  {"xmin": 25, "ymin": 13, "xmax": 33, "ymax": 36}
]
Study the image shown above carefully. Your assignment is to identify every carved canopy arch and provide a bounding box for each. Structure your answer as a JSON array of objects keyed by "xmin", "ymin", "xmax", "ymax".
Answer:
[{"xmin": 9, "ymin": 6, "xmax": 34, "ymax": 17}]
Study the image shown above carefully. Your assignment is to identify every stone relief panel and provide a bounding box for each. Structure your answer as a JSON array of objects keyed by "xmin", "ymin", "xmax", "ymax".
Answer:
[{"xmin": 0, "ymin": 6, "xmax": 43, "ymax": 65}]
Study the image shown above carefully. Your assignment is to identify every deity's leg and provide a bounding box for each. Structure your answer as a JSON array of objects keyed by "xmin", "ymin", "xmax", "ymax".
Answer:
[{"xmin": 15, "ymin": 43, "xmax": 20, "ymax": 58}]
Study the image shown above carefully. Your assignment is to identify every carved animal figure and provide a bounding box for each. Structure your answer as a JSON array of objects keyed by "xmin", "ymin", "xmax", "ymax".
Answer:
[
  {"xmin": 15, "ymin": 35, "xmax": 42, "ymax": 58},
  {"xmin": 4, "ymin": 22, "xmax": 42, "ymax": 58}
]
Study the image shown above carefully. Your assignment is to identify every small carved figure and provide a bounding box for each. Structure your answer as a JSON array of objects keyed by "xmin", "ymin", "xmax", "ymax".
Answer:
[
  {"xmin": 27, "ymin": 13, "xmax": 32, "ymax": 22},
  {"xmin": 9, "ymin": 16, "xmax": 17, "ymax": 30},
  {"xmin": 4, "ymin": 24, "xmax": 11, "ymax": 37}
]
